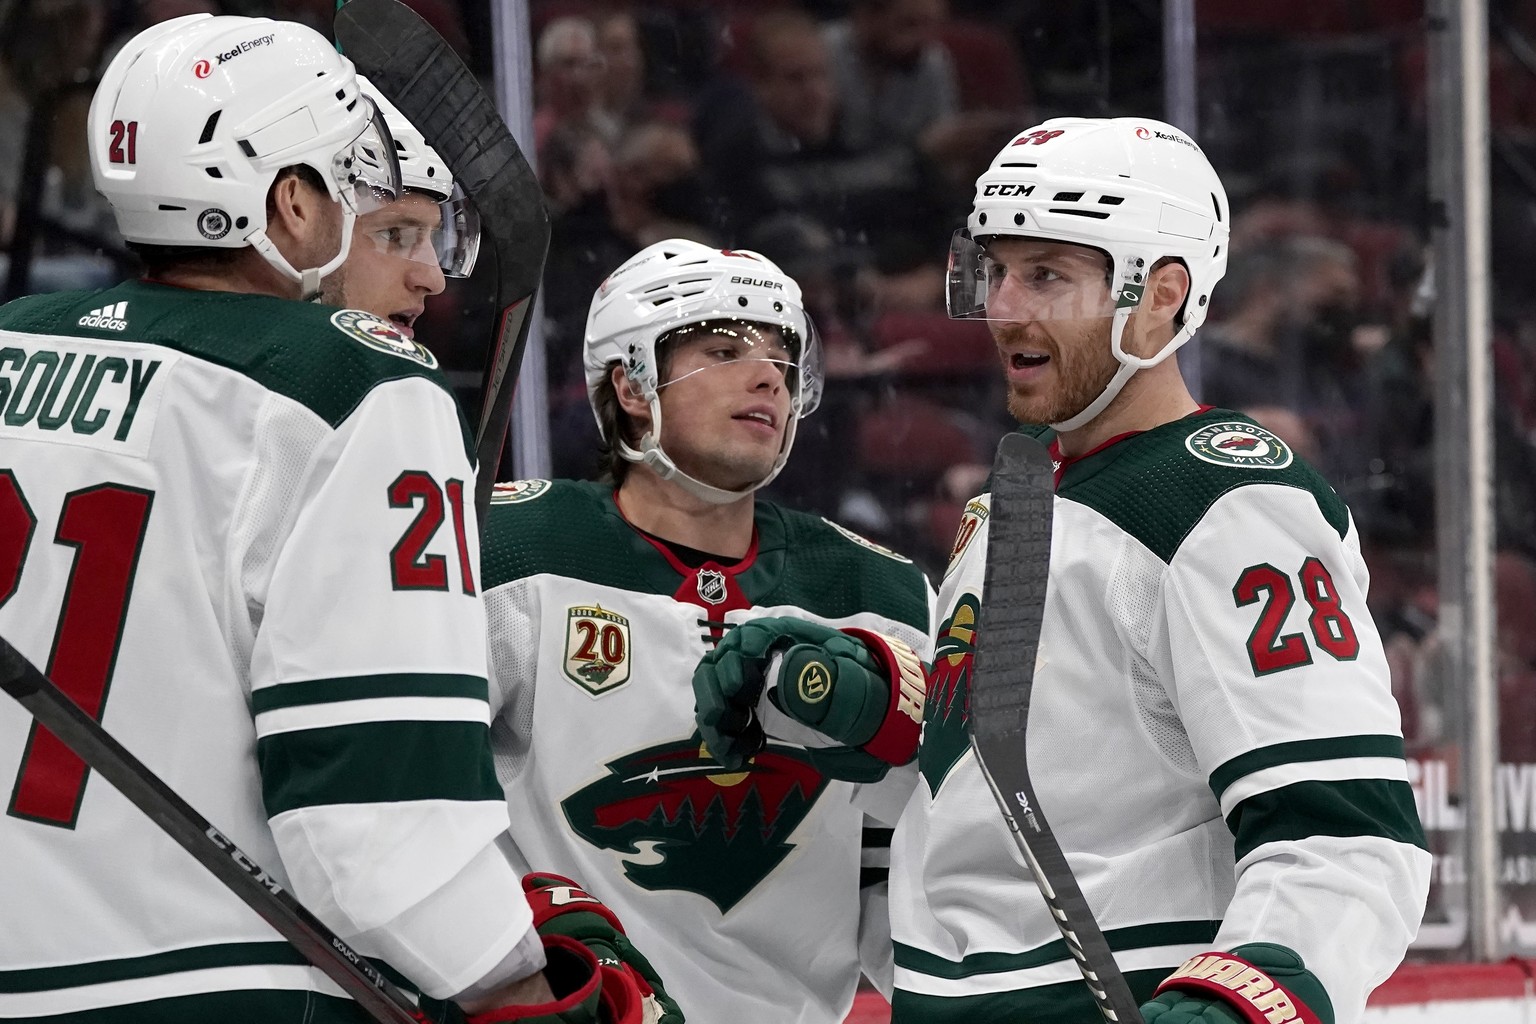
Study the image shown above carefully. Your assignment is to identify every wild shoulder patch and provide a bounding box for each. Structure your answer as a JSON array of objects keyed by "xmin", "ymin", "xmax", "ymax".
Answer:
[
  {"xmin": 491, "ymin": 479, "xmax": 552, "ymax": 505},
  {"xmin": 330, "ymin": 308, "xmax": 438, "ymax": 368},
  {"xmin": 1185, "ymin": 421, "xmax": 1294, "ymax": 470},
  {"xmin": 821, "ymin": 518, "xmax": 912, "ymax": 563}
]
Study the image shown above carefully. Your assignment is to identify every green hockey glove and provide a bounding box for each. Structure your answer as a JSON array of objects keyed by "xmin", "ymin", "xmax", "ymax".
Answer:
[
  {"xmin": 692, "ymin": 616, "xmax": 925, "ymax": 780},
  {"xmin": 1141, "ymin": 943, "xmax": 1333, "ymax": 1024},
  {"xmin": 522, "ymin": 873, "xmax": 683, "ymax": 1024}
]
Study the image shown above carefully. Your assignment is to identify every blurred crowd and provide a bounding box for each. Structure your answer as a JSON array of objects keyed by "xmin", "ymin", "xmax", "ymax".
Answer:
[{"xmin": 10, "ymin": 0, "xmax": 1536, "ymax": 866}]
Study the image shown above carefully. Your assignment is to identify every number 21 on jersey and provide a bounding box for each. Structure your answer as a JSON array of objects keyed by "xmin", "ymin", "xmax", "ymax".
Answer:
[{"xmin": 1, "ymin": 470, "xmax": 154, "ymax": 828}]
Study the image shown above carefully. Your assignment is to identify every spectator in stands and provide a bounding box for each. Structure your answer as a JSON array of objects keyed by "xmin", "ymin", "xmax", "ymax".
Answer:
[
  {"xmin": 608, "ymin": 122, "xmax": 715, "ymax": 249},
  {"xmin": 824, "ymin": 0, "xmax": 1014, "ymax": 188},
  {"xmin": 695, "ymin": 10, "xmax": 947, "ymax": 270},
  {"xmin": 596, "ymin": 9, "xmax": 650, "ymax": 132},
  {"xmin": 0, "ymin": 0, "xmax": 121, "ymax": 295},
  {"xmin": 1198, "ymin": 235, "xmax": 1376, "ymax": 487},
  {"xmin": 534, "ymin": 16, "xmax": 618, "ymax": 157},
  {"xmin": 823, "ymin": 0, "xmax": 958, "ymax": 149}
]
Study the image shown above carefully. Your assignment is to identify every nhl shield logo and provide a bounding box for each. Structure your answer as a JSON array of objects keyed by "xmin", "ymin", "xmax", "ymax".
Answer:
[
  {"xmin": 696, "ymin": 569, "xmax": 728, "ymax": 606},
  {"xmin": 564, "ymin": 605, "xmax": 632, "ymax": 696},
  {"xmin": 1185, "ymin": 421, "xmax": 1294, "ymax": 470}
]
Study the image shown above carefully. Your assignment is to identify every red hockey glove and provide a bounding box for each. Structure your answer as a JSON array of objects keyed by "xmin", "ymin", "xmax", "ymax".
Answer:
[
  {"xmin": 521, "ymin": 873, "xmax": 683, "ymax": 1024},
  {"xmin": 1142, "ymin": 944, "xmax": 1333, "ymax": 1024}
]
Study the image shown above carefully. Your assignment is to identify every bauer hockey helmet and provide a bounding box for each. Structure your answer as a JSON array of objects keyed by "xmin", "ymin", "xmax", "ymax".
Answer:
[
  {"xmin": 950, "ymin": 117, "xmax": 1229, "ymax": 432},
  {"xmin": 89, "ymin": 14, "xmax": 401, "ymax": 297},
  {"xmin": 356, "ymin": 76, "xmax": 481, "ymax": 278},
  {"xmin": 584, "ymin": 239, "xmax": 824, "ymax": 504}
]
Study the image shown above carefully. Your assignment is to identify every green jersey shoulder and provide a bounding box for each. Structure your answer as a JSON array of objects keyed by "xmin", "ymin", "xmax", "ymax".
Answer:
[
  {"xmin": 480, "ymin": 479, "xmax": 930, "ymax": 631},
  {"xmin": 1026, "ymin": 411, "xmax": 1348, "ymax": 564},
  {"xmin": 0, "ymin": 280, "xmax": 464, "ymax": 444}
]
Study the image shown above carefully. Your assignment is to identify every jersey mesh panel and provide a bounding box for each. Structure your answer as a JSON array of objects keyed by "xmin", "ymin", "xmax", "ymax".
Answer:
[
  {"xmin": 229, "ymin": 396, "xmax": 330, "ymax": 689},
  {"xmin": 1110, "ymin": 536, "xmax": 1199, "ymax": 774},
  {"xmin": 487, "ymin": 581, "xmax": 539, "ymax": 787}
]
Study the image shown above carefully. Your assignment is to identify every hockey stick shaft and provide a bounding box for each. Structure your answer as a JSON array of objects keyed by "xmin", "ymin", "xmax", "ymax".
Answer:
[
  {"xmin": 0, "ymin": 636, "xmax": 430, "ymax": 1024},
  {"xmin": 969, "ymin": 432, "xmax": 1145, "ymax": 1024}
]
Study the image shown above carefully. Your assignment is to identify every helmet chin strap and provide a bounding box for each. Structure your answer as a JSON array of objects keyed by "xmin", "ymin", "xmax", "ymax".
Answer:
[
  {"xmin": 247, "ymin": 207, "xmax": 357, "ymax": 302},
  {"xmin": 618, "ymin": 395, "xmax": 799, "ymax": 505},
  {"xmin": 1048, "ymin": 291, "xmax": 1196, "ymax": 435}
]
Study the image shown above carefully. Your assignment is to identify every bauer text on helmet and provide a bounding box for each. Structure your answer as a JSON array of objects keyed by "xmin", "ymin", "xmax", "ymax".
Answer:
[{"xmin": 949, "ymin": 117, "xmax": 1229, "ymax": 432}]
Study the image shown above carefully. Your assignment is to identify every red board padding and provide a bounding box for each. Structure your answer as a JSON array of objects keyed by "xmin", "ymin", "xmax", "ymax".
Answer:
[
  {"xmin": 841, "ymin": 961, "xmax": 1536, "ymax": 1022},
  {"xmin": 1368, "ymin": 959, "xmax": 1536, "ymax": 1005}
]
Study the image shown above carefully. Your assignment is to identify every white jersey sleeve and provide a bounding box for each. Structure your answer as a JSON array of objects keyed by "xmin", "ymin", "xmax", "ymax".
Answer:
[
  {"xmin": 247, "ymin": 375, "xmax": 536, "ymax": 998},
  {"xmin": 1159, "ymin": 484, "xmax": 1432, "ymax": 1020}
]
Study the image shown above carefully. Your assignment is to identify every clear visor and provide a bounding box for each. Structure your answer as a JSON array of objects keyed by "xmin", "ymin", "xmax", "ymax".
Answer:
[
  {"xmin": 335, "ymin": 96, "xmax": 403, "ymax": 216},
  {"xmin": 655, "ymin": 317, "xmax": 824, "ymax": 416},
  {"xmin": 946, "ymin": 230, "xmax": 1119, "ymax": 324},
  {"xmin": 356, "ymin": 183, "xmax": 482, "ymax": 278}
]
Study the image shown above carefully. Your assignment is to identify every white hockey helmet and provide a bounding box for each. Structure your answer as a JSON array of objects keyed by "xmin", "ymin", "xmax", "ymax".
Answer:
[
  {"xmin": 584, "ymin": 239, "xmax": 824, "ymax": 503},
  {"xmin": 356, "ymin": 75, "xmax": 480, "ymax": 277},
  {"xmin": 950, "ymin": 116, "xmax": 1229, "ymax": 431},
  {"xmin": 89, "ymin": 14, "xmax": 401, "ymax": 296}
]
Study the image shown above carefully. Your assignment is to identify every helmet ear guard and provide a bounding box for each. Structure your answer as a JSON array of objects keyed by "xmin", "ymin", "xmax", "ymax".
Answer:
[{"xmin": 954, "ymin": 117, "xmax": 1229, "ymax": 432}]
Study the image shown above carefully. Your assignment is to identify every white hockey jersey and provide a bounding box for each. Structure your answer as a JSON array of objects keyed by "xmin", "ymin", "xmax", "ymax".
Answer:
[
  {"xmin": 481, "ymin": 479, "xmax": 935, "ymax": 1024},
  {"xmin": 0, "ymin": 281, "xmax": 536, "ymax": 1022},
  {"xmin": 889, "ymin": 414, "xmax": 1430, "ymax": 1024}
]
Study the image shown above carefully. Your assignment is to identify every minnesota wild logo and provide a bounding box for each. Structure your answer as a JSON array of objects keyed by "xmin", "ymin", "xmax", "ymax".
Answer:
[
  {"xmin": 561, "ymin": 735, "xmax": 829, "ymax": 913},
  {"xmin": 1185, "ymin": 421, "xmax": 1293, "ymax": 469},
  {"xmin": 564, "ymin": 606, "xmax": 632, "ymax": 696},
  {"xmin": 920, "ymin": 593, "xmax": 980, "ymax": 795}
]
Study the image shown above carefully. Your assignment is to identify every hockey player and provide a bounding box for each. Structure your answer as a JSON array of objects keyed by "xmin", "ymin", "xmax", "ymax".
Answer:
[
  {"xmin": 694, "ymin": 118, "xmax": 1431, "ymax": 1024},
  {"xmin": 319, "ymin": 77, "xmax": 483, "ymax": 331},
  {"xmin": 476, "ymin": 239, "xmax": 935, "ymax": 1023},
  {"xmin": 0, "ymin": 15, "xmax": 651, "ymax": 1024}
]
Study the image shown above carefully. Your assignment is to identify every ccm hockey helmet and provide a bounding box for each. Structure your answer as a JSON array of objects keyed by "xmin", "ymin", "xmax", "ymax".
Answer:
[
  {"xmin": 357, "ymin": 76, "xmax": 481, "ymax": 277},
  {"xmin": 950, "ymin": 117, "xmax": 1229, "ymax": 431},
  {"xmin": 89, "ymin": 14, "xmax": 400, "ymax": 296},
  {"xmin": 584, "ymin": 239, "xmax": 824, "ymax": 503}
]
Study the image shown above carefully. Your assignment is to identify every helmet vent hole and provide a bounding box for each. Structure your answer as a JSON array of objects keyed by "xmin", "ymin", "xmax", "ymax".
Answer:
[
  {"xmin": 1000, "ymin": 162, "xmax": 1037, "ymax": 168},
  {"xmin": 335, "ymin": 89, "xmax": 346, "ymax": 101},
  {"xmin": 978, "ymin": 212, "xmax": 988, "ymax": 225},
  {"xmin": 1098, "ymin": 195, "xmax": 1125, "ymax": 205},
  {"xmin": 235, "ymin": 216, "xmax": 249, "ymax": 229},
  {"xmin": 1014, "ymin": 213, "xmax": 1024, "ymax": 225},
  {"xmin": 157, "ymin": 204, "xmax": 186, "ymax": 211},
  {"xmin": 427, "ymin": 167, "xmax": 435, "ymax": 177},
  {"xmin": 649, "ymin": 297, "xmax": 675, "ymax": 307},
  {"xmin": 205, "ymin": 167, "xmax": 223, "ymax": 179},
  {"xmin": 1050, "ymin": 209, "xmax": 1110, "ymax": 220},
  {"xmin": 198, "ymin": 111, "xmax": 221, "ymax": 145},
  {"xmin": 1053, "ymin": 191, "xmax": 1083, "ymax": 202},
  {"xmin": 345, "ymin": 99, "xmax": 357, "ymax": 112},
  {"xmin": 1210, "ymin": 192, "xmax": 1223, "ymax": 221},
  {"xmin": 1214, "ymin": 244, "xmax": 1221, "ymax": 258},
  {"xmin": 737, "ymin": 296, "xmax": 749, "ymax": 307},
  {"xmin": 237, "ymin": 140, "xmax": 256, "ymax": 158}
]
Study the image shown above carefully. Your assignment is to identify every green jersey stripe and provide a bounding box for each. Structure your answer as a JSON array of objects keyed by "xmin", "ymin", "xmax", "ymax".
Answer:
[
  {"xmin": 1208, "ymin": 734, "xmax": 1405, "ymax": 801},
  {"xmin": 251, "ymin": 673, "xmax": 488, "ymax": 714},
  {"xmin": 893, "ymin": 919, "xmax": 1219, "ymax": 979},
  {"xmin": 0, "ymin": 989, "xmax": 371, "ymax": 1024},
  {"xmin": 258, "ymin": 720, "xmax": 502, "ymax": 816},
  {"xmin": 892, "ymin": 967, "xmax": 1169, "ymax": 1024},
  {"xmin": 1226, "ymin": 778, "xmax": 1428, "ymax": 861},
  {"xmin": 0, "ymin": 942, "xmax": 310, "ymax": 992}
]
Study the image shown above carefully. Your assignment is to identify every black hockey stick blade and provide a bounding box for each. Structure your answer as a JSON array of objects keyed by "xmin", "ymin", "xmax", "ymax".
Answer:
[
  {"xmin": 334, "ymin": 0, "xmax": 551, "ymax": 518},
  {"xmin": 0, "ymin": 636, "xmax": 432, "ymax": 1024},
  {"xmin": 968, "ymin": 432, "xmax": 1145, "ymax": 1024}
]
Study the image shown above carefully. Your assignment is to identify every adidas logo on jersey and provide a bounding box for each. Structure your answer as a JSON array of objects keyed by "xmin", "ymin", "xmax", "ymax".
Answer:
[{"xmin": 78, "ymin": 301, "xmax": 129, "ymax": 331}]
